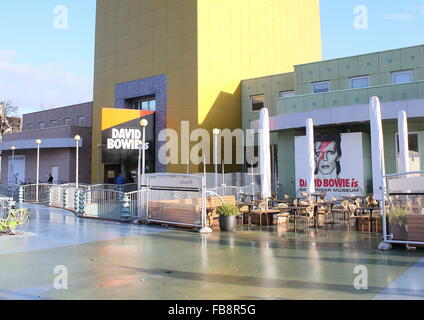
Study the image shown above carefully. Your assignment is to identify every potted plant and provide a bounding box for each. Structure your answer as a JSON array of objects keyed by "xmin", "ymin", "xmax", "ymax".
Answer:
[
  {"xmin": 217, "ymin": 204, "xmax": 240, "ymax": 232},
  {"xmin": 389, "ymin": 207, "xmax": 408, "ymax": 240}
]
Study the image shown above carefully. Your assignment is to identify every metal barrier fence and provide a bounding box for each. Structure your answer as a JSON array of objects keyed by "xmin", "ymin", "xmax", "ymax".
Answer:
[
  {"xmin": 0, "ymin": 184, "xmax": 19, "ymax": 201},
  {"xmin": 21, "ymin": 184, "xmax": 51, "ymax": 203},
  {"xmin": 11, "ymin": 174, "xmax": 232, "ymax": 232},
  {"xmin": 0, "ymin": 196, "xmax": 12, "ymax": 218},
  {"xmin": 82, "ymin": 189, "xmax": 133, "ymax": 221},
  {"xmin": 381, "ymin": 171, "xmax": 424, "ymax": 248},
  {"xmin": 147, "ymin": 188, "xmax": 204, "ymax": 227},
  {"xmin": 146, "ymin": 174, "xmax": 206, "ymax": 229}
]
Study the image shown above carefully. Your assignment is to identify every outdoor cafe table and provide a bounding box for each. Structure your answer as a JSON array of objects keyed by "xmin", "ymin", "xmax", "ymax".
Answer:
[
  {"xmin": 236, "ymin": 200, "xmax": 260, "ymax": 226},
  {"xmin": 284, "ymin": 205, "xmax": 312, "ymax": 232},
  {"xmin": 355, "ymin": 206, "xmax": 381, "ymax": 233}
]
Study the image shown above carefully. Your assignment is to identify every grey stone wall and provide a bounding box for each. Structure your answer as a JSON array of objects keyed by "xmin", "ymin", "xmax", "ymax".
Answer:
[{"xmin": 115, "ymin": 75, "xmax": 167, "ymax": 172}]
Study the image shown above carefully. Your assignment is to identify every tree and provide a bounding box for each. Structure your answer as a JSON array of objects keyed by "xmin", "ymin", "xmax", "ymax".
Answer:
[{"xmin": 0, "ymin": 100, "xmax": 21, "ymax": 140}]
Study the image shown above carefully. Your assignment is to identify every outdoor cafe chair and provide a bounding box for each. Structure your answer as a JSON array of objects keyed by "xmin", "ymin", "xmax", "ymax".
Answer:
[
  {"xmin": 347, "ymin": 203, "xmax": 362, "ymax": 231},
  {"xmin": 331, "ymin": 199, "xmax": 349, "ymax": 223},
  {"xmin": 316, "ymin": 198, "xmax": 333, "ymax": 224},
  {"xmin": 237, "ymin": 203, "xmax": 250, "ymax": 226},
  {"xmin": 277, "ymin": 202, "xmax": 291, "ymax": 225},
  {"xmin": 297, "ymin": 204, "xmax": 317, "ymax": 232}
]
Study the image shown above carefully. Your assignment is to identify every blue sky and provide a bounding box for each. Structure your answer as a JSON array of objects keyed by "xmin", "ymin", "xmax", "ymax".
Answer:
[{"xmin": 0, "ymin": 1, "xmax": 424, "ymax": 114}]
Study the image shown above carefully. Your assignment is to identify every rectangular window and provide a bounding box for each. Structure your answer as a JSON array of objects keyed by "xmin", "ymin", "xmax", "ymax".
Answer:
[
  {"xmin": 27, "ymin": 124, "xmax": 34, "ymax": 130},
  {"xmin": 64, "ymin": 118, "xmax": 71, "ymax": 126},
  {"xmin": 251, "ymin": 94, "xmax": 265, "ymax": 111},
  {"xmin": 350, "ymin": 76, "xmax": 369, "ymax": 89},
  {"xmin": 392, "ymin": 70, "xmax": 413, "ymax": 84},
  {"xmin": 50, "ymin": 120, "xmax": 58, "ymax": 127},
  {"xmin": 279, "ymin": 91, "xmax": 295, "ymax": 98},
  {"xmin": 77, "ymin": 116, "xmax": 85, "ymax": 126},
  {"xmin": 39, "ymin": 122, "xmax": 45, "ymax": 129},
  {"xmin": 312, "ymin": 81, "xmax": 330, "ymax": 93},
  {"xmin": 133, "ymin": 95, "xmax": 156, "ymax": 111}
]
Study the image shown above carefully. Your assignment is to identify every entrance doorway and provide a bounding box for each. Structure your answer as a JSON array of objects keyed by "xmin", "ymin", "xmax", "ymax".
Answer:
[{"xmin": 8, "ymin": 155, "xmax": 25, "ymax": 184}]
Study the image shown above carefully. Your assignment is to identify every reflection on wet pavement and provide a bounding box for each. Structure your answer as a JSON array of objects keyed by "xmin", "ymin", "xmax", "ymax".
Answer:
[{"xmin": 0, "ymin": 204, "xmax": 423, "ymax": 300}]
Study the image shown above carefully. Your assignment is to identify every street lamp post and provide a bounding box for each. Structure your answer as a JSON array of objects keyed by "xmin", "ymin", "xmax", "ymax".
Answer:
[
  {"xmin": 140, "ymin": 119, "xmax": 148, "ymax": 186},
  {"xmin": 35, "ymin": 139, "xmax": 42, "ymax": 202},
  {"xmin": 11, "ymin": 146, "xmax": 16, "ymax": 199},
  {"xmin": 136, "ymin": 140, "xmax": 143, "ymax": 190},
  {"xmin": 74, "ymin": 135, "xmax": 81, "ymax": 189},
  {"xmin": 213, "ymin": 129, "xmax": 220, "ymax": 189}
]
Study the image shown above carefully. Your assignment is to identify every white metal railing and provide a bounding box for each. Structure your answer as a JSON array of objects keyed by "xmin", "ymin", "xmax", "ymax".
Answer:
[{"xmin": 83, "ymin": 189, "xmax": 128, "ymax": 221}]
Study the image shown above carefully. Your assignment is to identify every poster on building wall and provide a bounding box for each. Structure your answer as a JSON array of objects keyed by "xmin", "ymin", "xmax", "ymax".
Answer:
[
  {"xmin": 295, "ymin": 132, "xmax": 365, "ymax": 199},
  {"xmin": 101, "ymin": 108, "xmax": 155, "ymax": 166}
]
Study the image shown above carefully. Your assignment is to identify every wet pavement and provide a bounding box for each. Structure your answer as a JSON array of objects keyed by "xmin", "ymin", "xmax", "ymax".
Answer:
[{"xmin": 0, "ymin": 204, "xmax": 423, "ymax": 300}]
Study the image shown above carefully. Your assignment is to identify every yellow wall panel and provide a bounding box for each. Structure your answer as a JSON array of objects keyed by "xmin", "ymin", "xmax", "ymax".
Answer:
[{"xmin": 92, "ymin": 0, "xmax": 321, "ymax": 181}]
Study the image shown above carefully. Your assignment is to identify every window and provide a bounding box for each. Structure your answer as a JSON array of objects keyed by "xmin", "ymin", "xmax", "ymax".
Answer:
[
  {"xmin": 50, "ymin": 120, "xmax": 58, "ymax": 127},
  {"xmin": 312, "ymin": 81, "xmax": 330, "ymax": 93},
  {"xmin": 279, "ymin": 91, "xmax": 295, "ymax": 98},
  {"xmin": 39, "ymin": 122, "xmax": 45, "ymax": 129},
  {"xmin": 64, "ymin": 118, "xmax": 71, "ymax": 126},
  {"xmin": 251, "ymin": 94, "xmax": 265, "ymax": 111},
  {"xmin": 392, "ymin": 70, "xmax": 413, "ymax": 84},
  {"xmin": 77, "ymin": 116, "xmax": 86, "ymax": 126},
  {"xmin": 27, "ymin": 124, "xmax": 34, "ymax": 130},
  {"xmin": 350, "ymin": 76, "xmax": 369, "ymax": 89},
  {"xmin": 133, "ymin": 95, "xmax": 156, "ymax": 111}
]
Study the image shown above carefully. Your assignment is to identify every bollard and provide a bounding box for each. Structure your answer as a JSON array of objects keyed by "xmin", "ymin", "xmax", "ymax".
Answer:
[
  {"xmin": 74, "ymin": 189, "xmax": 80, "ymax": 214},
  {"xmin": 8, "ymin": 198, "xmax": 16, "ymax": 210},
  {"xmin": 116, "ymin": 185, "xmax": 124, "ymax": 196},
  {"xmin": 46, "ymin": 185, "xmax": 51, "ymax": 205},
  {"xmin": 121, "ymin": 194, "xmax": 131, "ymax": 221},
  {"xmin": 49, "ymin": 186, "xmax": 54, "ymax": 206},
  {"xmin": 79, "ymin": 190, "xmax": 86, "ymax": 216},
  {"xmin": 19, "ymin": 185, "xmax": 24, "ymax": 203},
  {"xmin": 63, "ymin": 187, "xmax": 68, "ymax": 208},
  {"xmin": 86, "ymin": 187, "xmax": 92, "ymax": 205}
]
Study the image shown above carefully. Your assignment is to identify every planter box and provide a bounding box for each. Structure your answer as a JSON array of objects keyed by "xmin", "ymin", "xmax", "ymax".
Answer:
[
  {"xmin": 407, "ymin": 214, "xmax": 424, "ymax": 242},
  {"xmin": 391, "ymin": 224, "xmax": 408, "ymax": 241}
]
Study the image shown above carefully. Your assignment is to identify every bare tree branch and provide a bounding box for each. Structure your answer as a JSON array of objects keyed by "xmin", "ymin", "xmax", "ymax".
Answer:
[{"xmin": 0, "ymin": 100, "xmax": 21, "ymax": 138}]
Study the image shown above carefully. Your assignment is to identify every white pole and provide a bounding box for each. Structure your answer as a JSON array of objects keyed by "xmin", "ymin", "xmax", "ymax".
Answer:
[
  {"xmin": 142, "ymin": 126, "xmax": 146, "ymax": 182},
  {"xmin": 36, "ymin": 140, "xmax": 41, "ymax": 202},
  {"xmin": 398, "ymin": 110, "xmax": 410, "ymax": 173},
  {"xmin": 221, "ymin": 160, "xmax": 225, "ymax": 186},
  {"xmin": 76, "ymin": 142, "xmax": 79, "ymax": 189},
  {"xmin": 11, "ymin": 146, "xmax": 15, "ymax": 199},
  {"xmin": 137, "ymin": 140, "xmax": 142, "ymax": 190},
  {"xmin": 306, "ymin": 118, "xmax": 316, "ymax": 195},
  {"xmin": 213, "ymin": 129, "xmax": 219, "ymax": 188},
  {"xmin": 97, "ymin": 144, "xmax": 102, "ymax": 184},
  {"xmin": 140, "ymin": 119, "xmax": 148, "ymax": 185},
  {"xmin": 74, "ymin": 136, "xmax": 81, "ymax": 189}
]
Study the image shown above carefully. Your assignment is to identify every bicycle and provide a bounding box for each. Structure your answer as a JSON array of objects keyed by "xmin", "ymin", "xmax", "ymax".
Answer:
[{"xmin": 0, "ymin": 208, "xmax": 31, "ymax": 235}]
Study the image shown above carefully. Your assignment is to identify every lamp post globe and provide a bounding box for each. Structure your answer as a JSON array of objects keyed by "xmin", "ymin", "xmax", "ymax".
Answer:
[{"xmin": 140, "ymin": 119, "xmax": 148, "ymax": 127}]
